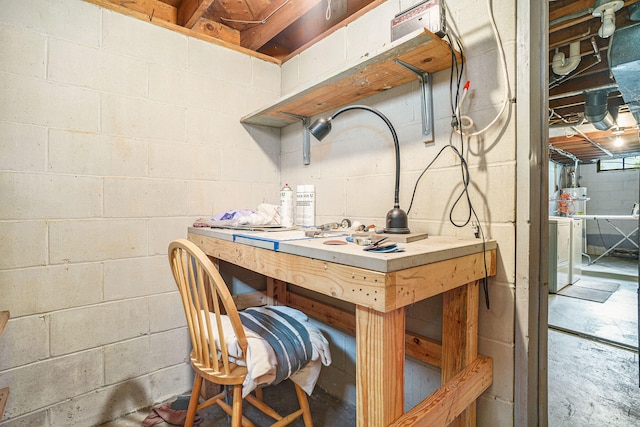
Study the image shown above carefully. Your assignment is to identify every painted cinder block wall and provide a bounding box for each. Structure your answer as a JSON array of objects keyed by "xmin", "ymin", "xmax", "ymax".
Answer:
[
  {"xmin": 0, "ymin": 0, "xmax": 281, "ymax": 425},
  {"xmin": 279, "ymin": 0, "xmax": 517, "ymax": 424},
  {"xmin": 578, "ymin": 164, "xmax": 639, "ymax": 254}
]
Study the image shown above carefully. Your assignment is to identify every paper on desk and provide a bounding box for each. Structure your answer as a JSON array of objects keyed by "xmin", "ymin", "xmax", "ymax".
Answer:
[
  {"xmin": 232, "ymin": 230, "xmax": 311, "ymax": 251},
  {"xmin": 232, "ymin": 230, "xmax": 348, "ymax": 251}
]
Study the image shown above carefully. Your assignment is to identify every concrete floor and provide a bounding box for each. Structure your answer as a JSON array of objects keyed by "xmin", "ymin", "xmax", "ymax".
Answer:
[
  {"xmin": 548, "ymin": 255, "xmax": 640, "ymax": 426},
  {"xmin": 103, "ymin": 380, "xmax": 356, "ymax": 426}
]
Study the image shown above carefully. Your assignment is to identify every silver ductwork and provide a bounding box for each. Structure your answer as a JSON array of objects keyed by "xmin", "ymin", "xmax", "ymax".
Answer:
[
  {"xmin": 609, "ymin": 22, "xmax": 640, "ymax": 126},
  {"xmin": 584, "ymin": 90, "xmax": 617, "ymax": 130}
]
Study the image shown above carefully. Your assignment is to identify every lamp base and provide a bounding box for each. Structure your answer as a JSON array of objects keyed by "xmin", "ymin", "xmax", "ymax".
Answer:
[{"xmin": 384, "ymin": 207, "xmax": 410, "ymax": 234}]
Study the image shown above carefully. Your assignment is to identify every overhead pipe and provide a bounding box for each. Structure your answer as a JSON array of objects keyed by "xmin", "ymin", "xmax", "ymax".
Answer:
[
  {"xmin": 549, "ymin": 144, "xmax": 580, "ymax": 163},
  {"xmin": 550, "ymin": 37, "xmax": 602, "ymax": 88},
  {"xmin": 548, "ymin": 108, "xmax": 586, "ymax": 128},
  {"xmin": 570, "ymin": 125, "xmax": 614, "ymax": 157},
  {"xmin": 552, "ymin": 41, "xmax": 582, "ymax": 76},
  {"xmin": 549, "ymin": 83, "xmax": 618, "ymax": 101},
  {"xmin": 549, "ymin": 113, "xmax": 586, "ymax": 128}
]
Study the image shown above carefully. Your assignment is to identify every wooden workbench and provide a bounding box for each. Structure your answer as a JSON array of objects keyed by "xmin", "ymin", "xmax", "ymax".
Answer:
[{"xmin": 188, "ymin": 227, "xmax": 496, "ymax": 426}]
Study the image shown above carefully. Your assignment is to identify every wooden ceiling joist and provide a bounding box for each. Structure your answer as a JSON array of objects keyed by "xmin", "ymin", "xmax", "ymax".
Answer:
[
  {"xmin": 193, "ymin": 17, "xmax": 240, "ymax": 44},
  {"xmin": 240, "ymin": 0, "xmax": 324, "ymax": 51},
  {"xmin": 178, "ymin": 0, "xmax": 216, "ymax": 28}
]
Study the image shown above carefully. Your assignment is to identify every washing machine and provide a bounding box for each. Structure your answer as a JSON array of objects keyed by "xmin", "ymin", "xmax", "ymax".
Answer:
[
  {"xmin": 549, "ymin": 216, "xmax": 572, "ymax": 293},
  {"xmin": 568, "ymin": 218, "xmax": 583, "ymax": 285}
]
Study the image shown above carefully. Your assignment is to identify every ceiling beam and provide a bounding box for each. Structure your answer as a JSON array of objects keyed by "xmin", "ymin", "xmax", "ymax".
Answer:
[
  {"xmin": 550, "ymin": 71, "xmax": 615, "ymax": 98},
  {"xmin": 240, "ymin": 0, "xmax": 324, "ymax": 51},
  {"xmin": 192, "ymin": 17, "xmax": 241, "ymax": 45},
  {"xmin": 550, "ymin": 0, "xmax": 640, "ymax": 28},
  {"xmin": 549, "ymin": 0, "xmax": 593, "ymax": 23},
  {"xmin": 178, "ymin": 0, "xmax": 216, "ymax": 28},
  {"xmin": 101, "ymin": 0, "xmax": 177, "ymax": 22}
]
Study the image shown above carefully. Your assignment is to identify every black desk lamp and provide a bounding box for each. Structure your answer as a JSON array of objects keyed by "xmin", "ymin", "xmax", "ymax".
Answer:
[{"xmin": 308, "ymin": 105, "xmax": 410, "ymax": 234}]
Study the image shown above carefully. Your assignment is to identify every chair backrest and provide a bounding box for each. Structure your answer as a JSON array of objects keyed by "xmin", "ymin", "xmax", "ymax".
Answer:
[{"xmin": 168, "ymin": 239, "xmax": 248, "ymax": 376}]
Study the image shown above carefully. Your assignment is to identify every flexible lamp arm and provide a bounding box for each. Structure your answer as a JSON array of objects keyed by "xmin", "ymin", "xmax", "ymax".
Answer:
[
  {"xmin": 308, "ymin": 104, "xmax": 409, "ymax": 234},
  {"xmin": 310, "ymin": 105, "xmax": 401, "ymax": 208}
]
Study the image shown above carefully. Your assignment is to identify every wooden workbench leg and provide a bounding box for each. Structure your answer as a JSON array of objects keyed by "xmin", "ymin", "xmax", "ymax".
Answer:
[
  {"xmin": 442, "ymin": 280, "xmax": 480, "ymax": 427},
  {"xmin": 356, "ymin": 306, "xmax": 405, "ymax": 427},
  {"xmin": 267, "ymin": 278, "xmax": 289, "ymax": 306}
]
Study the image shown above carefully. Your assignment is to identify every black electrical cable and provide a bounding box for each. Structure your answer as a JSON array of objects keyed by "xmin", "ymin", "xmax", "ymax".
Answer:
[
  {"xmin": 448, "ymin": 35, "xmax": 491, "ymax": 309},
  {"xmin": 407, "ymin": 32, "xmax": 491, "ymax": 309}
]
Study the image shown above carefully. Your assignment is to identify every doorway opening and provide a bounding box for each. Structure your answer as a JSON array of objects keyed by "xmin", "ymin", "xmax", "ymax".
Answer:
[{"xmin": 546, "ymin": 163, "xmax": 640, "ymax": 426}]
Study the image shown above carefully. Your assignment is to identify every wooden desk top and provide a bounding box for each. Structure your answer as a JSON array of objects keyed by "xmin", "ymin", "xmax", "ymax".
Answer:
[
  {"xmin": 188, "ymin": 227, "xmax": 496, "ymax": 273},
  {"xmin": 188, "ymin": 227, "xmax": 497, "ymax": 312}
]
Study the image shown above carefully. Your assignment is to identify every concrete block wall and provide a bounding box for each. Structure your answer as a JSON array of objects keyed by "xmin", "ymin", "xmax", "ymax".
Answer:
[
  {"xmin": 280, "ymin": 0, "xmax": 517, "ymax": 424},
  {"xmin": 577, "ymin": 163, "xmax": 639, "ymax": 253},
  {"xmin": 0, "ymin": 0, "xmax": 281, "ymax": 425}
]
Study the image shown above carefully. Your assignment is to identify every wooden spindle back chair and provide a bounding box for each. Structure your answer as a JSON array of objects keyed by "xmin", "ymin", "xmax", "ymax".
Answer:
[{"xmin": 168, "ymin": 239, "xmax": 313, "ymax": 427}]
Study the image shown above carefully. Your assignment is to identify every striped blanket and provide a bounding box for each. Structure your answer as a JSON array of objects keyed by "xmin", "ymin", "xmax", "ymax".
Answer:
[
  {"xmin": 239, "ymin": 307, "xmax": 313, "ymax": 385},
  {"xmin": 204, "ymin": 305, "xmax": 331, "ymax": 397}
]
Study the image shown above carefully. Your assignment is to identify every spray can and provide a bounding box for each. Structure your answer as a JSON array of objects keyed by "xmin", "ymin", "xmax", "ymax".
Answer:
[{"xmin": 279, "ymin": 184, "xmax": 294, "ymax": 227}]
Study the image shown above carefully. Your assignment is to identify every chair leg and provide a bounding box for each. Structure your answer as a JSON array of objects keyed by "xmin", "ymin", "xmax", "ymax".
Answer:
[
  {"xmin": 185, "ymin": 375, "xmax": 203, "ymax": 427},
  {"xmin": 294, "ymin": 383, "xmax": 313, "ymax": 427},
  {"xmin": 231, "ymin": 384, "xmax": 243, "ymax": 427}
]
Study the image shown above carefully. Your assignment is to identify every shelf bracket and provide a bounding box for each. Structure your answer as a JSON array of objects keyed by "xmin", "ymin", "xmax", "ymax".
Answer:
[
  {"xmin": 279, "ymin": 112, "xmax": 311, "ymax": 165},
  {"xmin": 394, "ymin": 59, "xmax": 434, "ymax": 143}
]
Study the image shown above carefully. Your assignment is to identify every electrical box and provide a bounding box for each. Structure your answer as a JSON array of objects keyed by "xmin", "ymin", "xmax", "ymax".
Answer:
[{"xmin": 391, "ymin": 0, "xmax": 446, "ymax": 41}]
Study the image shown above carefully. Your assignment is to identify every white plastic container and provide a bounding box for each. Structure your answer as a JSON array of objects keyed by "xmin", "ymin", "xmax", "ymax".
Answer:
[
  {"xmin": 303, "ymin": 184, "xmax": 315, "ymax": 226},
  {"xmin": 279, "ymin": 184, "xmax": 294, "ymax": 227},
  {"xmin": 295, "ymin": 185, "xmax": 315, "ymax": 226},
  {"xmin": 296, "ymin": 185, "xmax": 305, "ymax": 226}
]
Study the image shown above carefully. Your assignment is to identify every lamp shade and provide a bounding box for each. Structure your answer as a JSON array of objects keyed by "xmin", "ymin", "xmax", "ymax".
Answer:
[
  {"xmin": 307, "ymin": 105, "xmax": 410, "ymax": 234},
  {"xmin": 308, "ymin": 118, "xmax": 332, "ymax": 141}
]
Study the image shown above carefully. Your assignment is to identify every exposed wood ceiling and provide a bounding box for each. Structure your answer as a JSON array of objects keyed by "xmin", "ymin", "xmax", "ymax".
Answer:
[
  {"xmin": 549, "ymin": 0, "xmax": 640, "ymax": 164},
  {"xmin": 94, "ymin": 0, "xmax": 380, "ymax": 61}
]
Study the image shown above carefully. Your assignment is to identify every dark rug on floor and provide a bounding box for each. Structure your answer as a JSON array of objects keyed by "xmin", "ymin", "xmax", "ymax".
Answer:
[{"xmin": 557, "ymin": 281, "xmax": 620, "ymax": 303}]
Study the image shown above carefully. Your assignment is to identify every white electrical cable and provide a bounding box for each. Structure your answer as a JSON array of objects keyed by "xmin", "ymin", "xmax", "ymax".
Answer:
[
  {"xmin": 456, "ymin": 0, "xmax": 511, "ymax": 137},
  {"xmin": 326, "ymin": 0, "xmax": 332, "ymax": 20},
  {"xmin": 221, "ymin": 0, "xmax": 290, "ymax": 24}
]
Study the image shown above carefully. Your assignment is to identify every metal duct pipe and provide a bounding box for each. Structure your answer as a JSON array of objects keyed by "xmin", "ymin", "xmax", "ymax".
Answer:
[
  {"xmin": 630, "ymin": 3, "xmax": 640, "ymax": 21},
  {"xmin": 584, "ymin": 90, "xmax": 617, "ymax": 130},
  {"xmin": 610, "ymin": 22, "xmax": 640, "ymax": 126}
]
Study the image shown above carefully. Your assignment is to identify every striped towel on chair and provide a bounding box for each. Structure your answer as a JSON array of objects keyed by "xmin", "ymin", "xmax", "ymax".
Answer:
[{"xmin": 239, "ymin": 306, "xmax": 313, "ymax": 385}]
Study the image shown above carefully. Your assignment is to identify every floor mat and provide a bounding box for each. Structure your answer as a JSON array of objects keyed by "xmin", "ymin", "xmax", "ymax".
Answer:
[
  {"xmin": 557, "ymin": 282, "xmax": 619, "ymax": 303},
  {"xmin": 574, "ymin": 280, "xmax": 620, "ymax": 293}
]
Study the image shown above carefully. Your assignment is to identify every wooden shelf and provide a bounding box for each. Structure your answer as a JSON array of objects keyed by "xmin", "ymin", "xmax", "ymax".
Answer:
[{"xmin": 241, "ymin": 29, "xmax": 461, "ymax": 128}]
